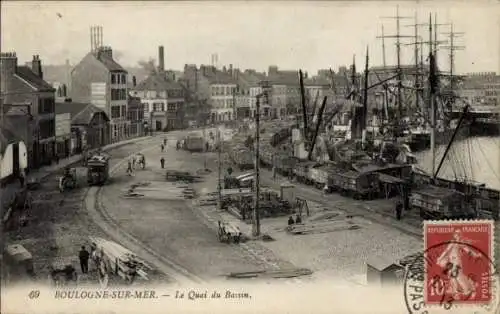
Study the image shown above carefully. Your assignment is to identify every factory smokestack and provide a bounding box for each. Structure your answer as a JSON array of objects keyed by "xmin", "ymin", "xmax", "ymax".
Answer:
[{"xmin": 158, "ymin": 46, "xmax": 165, "ymax": 72}]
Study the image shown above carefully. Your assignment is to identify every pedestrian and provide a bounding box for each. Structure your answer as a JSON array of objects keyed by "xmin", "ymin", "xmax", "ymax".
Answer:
[
  {"xmin": 126, "ymin": 160, "xmax": 133, "ymax": 176},
  {"xmin": 160, "ymin": 157, "xmax": 165, "ymax": 169},
  {"xmin": 78, "ymin": 246, "xmax": 90, "ymax": 274},
  {"xmin": 163, "ymin": 138, "xmax": 167, "ymax": 146},
  {"xmin": 55, "ymin": 154, "xmax": 60, "ymax": 164},
  {"xmin": 287, "ymin": 216, "xmax": 295, "ymax": 226},
  {"xmin": 295, "ymin": 214, "xmax": 302, "ymax": 224},
  {"xmin": 132, "ymin": 155, "xmax": 137, "ymax": 169},
  {"xmin": 205, "ymin": 142, "xmax": 209, "ymax": 152},
  {"xmin": 161, "ymin": 144, "xmax": 165, "ymax": 152},
  {"xmin": 18, "ymin": 170, "xmax": 25, "ymax": 188},
  {"xmin": 395, "ymin": 200, "xmax": 403, "ymax": 221}
]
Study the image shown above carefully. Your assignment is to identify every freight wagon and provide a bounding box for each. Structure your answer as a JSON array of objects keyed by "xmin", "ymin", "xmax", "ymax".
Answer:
[
  {"xmin": 184, "ymin": 136, "xmax": 205, "ymax": 152},
  {"xmin": 309, "ymin": 165, "xmax": 331, "ymax": 189},
  {"xmin": 293, "ymin": 161, "xmax": 316, "ymax": 183},
  {"xmin": 328, "ymin": 170, "xmax": 379, "ymax": 200},
  {"xmin": 231, "ymin": 148, "xmax": 254, "ymax": 170}
]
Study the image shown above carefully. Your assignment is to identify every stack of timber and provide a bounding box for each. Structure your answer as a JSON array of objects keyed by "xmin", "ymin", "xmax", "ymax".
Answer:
[
  {"xmin": 88, "ymin": 237, "xmax": 153, "ymax": 286},
  {"xmin": 227, "ymin": 268, "xmax": 313, "ymax": 279},
  {"xmin": 287, "ymin": 219, "xmax": 361, "ymax": 235},
  {"xmin": 122, "ymin": 181, "xmax": 190, "ymax": 200}
]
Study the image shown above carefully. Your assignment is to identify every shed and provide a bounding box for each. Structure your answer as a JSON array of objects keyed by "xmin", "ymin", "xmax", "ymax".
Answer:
[
  {"xmin": 280, "ymin": 183, "xmax": 296, "ymax": 204},
  {"xmin": 366, "ymin": 256, "xmax": 405, "ymax": 287}
]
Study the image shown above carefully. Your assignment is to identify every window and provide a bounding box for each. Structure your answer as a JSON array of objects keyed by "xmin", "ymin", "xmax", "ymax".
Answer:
[
  {"xmin": 113, "ymin": 124, "xmax": 118, "ymax": 138},
  {"xmin": 38, "ymin": 98, "xmax": 55, "ymax": 114},
  {"xmin": 111, "ymin": 106, "xmax": 120, "ymax": 118},
  {"xmin": 39, "ymin": 119, "xmax": 55, "ymax": 139},
  {"xmin": 121, "ymin": 74, "xmax": 126, "ymax": 84},
  {"xmin": 121, "ymin": 105, "xmax": 127, "ymax": 117},
  {"xmin": 143, "ymin": 103, "xmax": 149, "ymax": 113},
  {"xmin": 111, "ymin": 74, "xmax": 116, "ymax": 84},
  {"xmin": 153, "ymin": 103, "xmax": 163, "ymax": 112},
  {"xmin": 111, "ymin": 88, "xmax": 127, "ymax": 101},
  {"xmin": 168, "ymin": 104, "xmax": 176, "ymax": 112}
]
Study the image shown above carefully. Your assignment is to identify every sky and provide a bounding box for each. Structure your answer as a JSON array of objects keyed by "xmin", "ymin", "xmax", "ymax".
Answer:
[{"xmin": 1, "ymin": 0, "xmax": 499, "ymax": 74}]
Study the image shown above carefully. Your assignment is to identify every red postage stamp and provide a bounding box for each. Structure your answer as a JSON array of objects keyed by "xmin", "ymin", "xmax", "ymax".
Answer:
[{"xmin": 424, "ymin": 220, "xmax": 495, "ymax": 307}]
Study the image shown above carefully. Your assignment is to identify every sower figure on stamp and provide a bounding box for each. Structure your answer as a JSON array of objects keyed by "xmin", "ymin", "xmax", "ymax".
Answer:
[
  {"xmin": 79, "ymin": 246, "xmax": 90, "ymax": 274},
  {"xmin": 436, "ymin": 230, "xmax": 480, "ymax": 299}
]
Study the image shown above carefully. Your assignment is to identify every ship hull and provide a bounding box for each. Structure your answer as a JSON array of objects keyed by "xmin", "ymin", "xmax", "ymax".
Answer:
[{"xmin": 407, "ymin": 125, "xmax": 470, "ymax": 152}]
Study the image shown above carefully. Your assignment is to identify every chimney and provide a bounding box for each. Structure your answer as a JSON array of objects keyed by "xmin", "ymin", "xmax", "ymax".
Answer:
[
  {"xmin": 158, "ymin": 46, "xmax": 165, "ymax": 72},
  {"xmin": 31, "ymin": 55, "xmax": 43, "ymax": 79},
  {"xmin": 229, "ymin": 64, "xmax": 233, "ymax": 76},
  {"xmin": 0, "ymin": 52, "xmax": 18, "ymax": 77},
  {"xmin": 268, "ymin": 65, "xmax": 278, "ymax": 75},
  {"xmin": 132, "ymin": 76, "xmax": 137, "ymax": 87},
  {"xmin": 223, "ymin": 66, "xmax": 227, "ymax": 73}
]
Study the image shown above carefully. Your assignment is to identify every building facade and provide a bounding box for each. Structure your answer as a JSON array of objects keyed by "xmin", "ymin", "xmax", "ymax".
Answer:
[
  {"xmin": 459, "ymin": 72, "xmax": 500, "ymax": 107},
  {"xmin": 70, "ymin": 46, "xmax": 129, "ymax": 143},
  {"xmin": 132, "ymin": 46, "xmax": 186, "ymax": 131},
  {"xmin": 1, "ymin": 52, "xmax": 56, "ymax": 168},
  {"xmin": 234, "ymin": 69, "xmax": 268, "ymax": 119},
  {"xmin": 183, "ymin": 64, "xmax": 238, "ymax": 123},
  {"xmin": 127, "ymin": 95, "xmax": 144, "ymax": 137},
  {"xmin": 55, "ymin": 112, "xmax": 71, "ymax": 158},
  {"xmin": 55, "ymin": 101, "xmax": 110, "ymax": 154}
]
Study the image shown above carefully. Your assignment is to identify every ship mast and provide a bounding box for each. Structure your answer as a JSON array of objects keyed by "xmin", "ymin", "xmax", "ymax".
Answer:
[
  {"xmin": 428, "ymin": 13, "xmax": 437, "ymax": 177},
  {"xmin": 441, "ymin": 23, "xmax": 465, "ymax": 107},
  {"xmin": 378, "ymin": 5, "xmax": 413, "ymax": 131}
]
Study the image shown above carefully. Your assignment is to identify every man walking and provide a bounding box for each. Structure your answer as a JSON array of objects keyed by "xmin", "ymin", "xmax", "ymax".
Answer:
[
  {"xmin": 160, "ymin": 157, "xmax": 165, "ymax": 169},
  {"xmin": 161, "ymin": 144, "xmax": 165, "ymax": 152},
  {"xmin": 78, "ymin": 246, "xmax": 90, "ymax": 274},
  {"xmin": 395, "ymin": 200, "xmax": 403, "ymax": 221}
]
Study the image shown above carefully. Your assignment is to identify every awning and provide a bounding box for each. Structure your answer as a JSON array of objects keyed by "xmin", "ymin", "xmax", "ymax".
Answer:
[{"xmin": 378, "ymin": 173, "xmax": 405, "ymax": 184}]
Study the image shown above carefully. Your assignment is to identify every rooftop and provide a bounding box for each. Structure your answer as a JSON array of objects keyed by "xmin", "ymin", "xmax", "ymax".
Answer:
[
  {"xmin": 55, "ymin": 101, "xmax": 109, "ymax": 125},
  {"xmin": 134, "ymin": 72, "xmax": 183, "ymax": 91},
  {"xmin": 16, "ymin": 66, "xmax": 54, "ymax": 91}
]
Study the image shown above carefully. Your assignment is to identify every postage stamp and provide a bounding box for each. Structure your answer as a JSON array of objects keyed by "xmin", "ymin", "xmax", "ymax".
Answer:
[
  {"xmin": 404, "ymin": 220, "xmax": 498, "ymax": 314},
  {"xmin": 424, "ymin": 220, "xmax": 495, "ymax": 305}
]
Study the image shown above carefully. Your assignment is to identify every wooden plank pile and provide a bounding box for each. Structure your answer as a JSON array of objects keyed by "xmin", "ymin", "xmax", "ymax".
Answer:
[
  {"xmin": 286, "ymin": 219, "xmax": 361, "ymax": 235},
  {"xmin": 227, "ymin": 268, "xmax": 313, "ymax": 279}
]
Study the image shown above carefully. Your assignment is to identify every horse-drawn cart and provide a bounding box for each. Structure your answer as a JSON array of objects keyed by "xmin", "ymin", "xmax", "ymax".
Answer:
[
  {"xmin": 217, "ymin": 221, "xmax": 242, "ymax": 244},
  {"xmin": 59, "ymin": 167, "xmax": 77, "ymax": 192}
]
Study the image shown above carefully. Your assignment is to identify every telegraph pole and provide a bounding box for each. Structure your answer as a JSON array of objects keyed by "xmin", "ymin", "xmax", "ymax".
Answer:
[
  {"xmin": 378, "ymin": 5, "xmax": 413, "ymax": 121},
  {"xmin": 217, "ymin": 128, "xmax": 222, "ymax": 210}
]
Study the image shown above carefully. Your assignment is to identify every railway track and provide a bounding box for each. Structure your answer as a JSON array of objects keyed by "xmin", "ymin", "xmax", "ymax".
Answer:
[{"xmin": 84, "ymin": 141, "xmax": 204, "ymax": 286}]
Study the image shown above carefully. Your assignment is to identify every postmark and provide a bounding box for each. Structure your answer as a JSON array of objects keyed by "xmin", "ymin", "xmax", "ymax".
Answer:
[{"xmin": 404, "ymin": 220, "xmax": 498, "ymax": 314}]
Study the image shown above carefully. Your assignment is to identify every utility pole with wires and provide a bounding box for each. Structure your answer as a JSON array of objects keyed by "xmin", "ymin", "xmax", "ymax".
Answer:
[
  {"xmin": 252, "ymin": 80, "xmax": 271, "ymax": 237},
  {"xmin": 441, "ymin": 23, "xmax": 465, "ymax": 98},
  {"xmin": 378, "ymin": 5, "xmax": 414, "ymax": 122},
  {"xmin": 217, "ymin": 128, "xmax": 222, "ymax": 210}
]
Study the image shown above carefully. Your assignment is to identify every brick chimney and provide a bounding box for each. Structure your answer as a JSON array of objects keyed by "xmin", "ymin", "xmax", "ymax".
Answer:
[
  {"xmin": 158, "ymin": 46, "xmax": 165, "ymax": 72},
  {"xmin": 31, "ymin": 55, "xmax": 43, "ymax": 79},
  {"xmin": 0, "ymin": 52, "xmax": 17, "ymax": 76},
  {"xmin": 268, "ymin": 65, "xmax": 278, "ymax": 75},
  {"xmin": 0, "ymin": 52, "xmax": 17, "ymax": 93}
]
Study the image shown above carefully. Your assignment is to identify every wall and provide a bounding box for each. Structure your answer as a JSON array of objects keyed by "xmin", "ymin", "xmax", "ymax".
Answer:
[
  {"xmin": 70, "ymin": 53, "xmax": 109, "ymax": 104},
  {"xmin": 0, "ymin": 144, "xmax": 13, "ymax": 179},
  {"xmin": 55, "ymin": 113, "xmax": 71, "ymax": 137}
]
